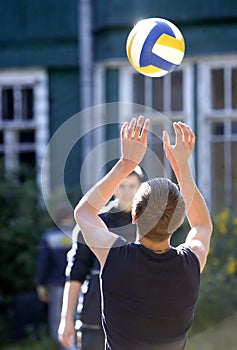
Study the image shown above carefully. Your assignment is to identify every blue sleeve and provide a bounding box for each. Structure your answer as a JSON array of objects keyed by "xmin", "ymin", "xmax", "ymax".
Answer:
[
  {"xmin": 65, "ymin": 231, "xmax": 95, "ymax": 283},
  {"xmin": 36, "ymin": 234, "xmax": 51, "ymax": 285}
]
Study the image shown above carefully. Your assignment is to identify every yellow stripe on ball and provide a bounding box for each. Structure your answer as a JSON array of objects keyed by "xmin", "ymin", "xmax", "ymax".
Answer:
[
  {"xmin": 156, "ymin": 34, "xmax": 185, "ymax": 52},
  {"xmin": 137, "ymin": 65, "xmax": 163, "ymax": 74},
  {"xmin": 126, "ymin": 31, "xmax": 138, "ymax": 68}
]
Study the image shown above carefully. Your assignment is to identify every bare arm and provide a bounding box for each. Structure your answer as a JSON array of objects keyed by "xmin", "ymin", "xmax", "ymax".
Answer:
[
  {"xmin": 58, "ymin": 281, "xmax": 82, "ymax": 348},
  {"xmin": 74, "ymin": 116, "xmax": 150, "ymax": 266},
  {"xmin": 163, "ymin": 122, "xmax": 213, "ymax": 272}
]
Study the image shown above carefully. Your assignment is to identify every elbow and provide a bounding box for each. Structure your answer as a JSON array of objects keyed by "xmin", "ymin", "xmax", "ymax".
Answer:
[
  {"xmin": 202, "ymin": 220, "xmax": 213, "ymax": 241},
  {"xmin": 208, "ymin": 218, "xmax": 213, "ymax": 236},
  {"xmin": 201, "ymin": 216, "xmax": 213, "ymax": 237},
  {"xmin": 74, "ymin": 199, "xmax": 97, "ymax": 226},
  {"xmin": 74, "ymin": 202, "xmax": 83, "ymax": 226}
]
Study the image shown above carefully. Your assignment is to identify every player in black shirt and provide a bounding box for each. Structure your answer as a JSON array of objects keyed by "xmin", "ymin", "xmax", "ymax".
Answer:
[{"xmin": 58, "ymin": 167, "xmax": 144, "ymax": 350}]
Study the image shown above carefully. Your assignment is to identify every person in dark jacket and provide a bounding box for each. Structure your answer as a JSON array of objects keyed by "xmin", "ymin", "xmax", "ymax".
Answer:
[
  {"xmin": 74, "ymin": 117, "xmax": 213, "ymax": 350},
  {"xmin": 58, "ymin": 167, "xmax": 144, "ymax": 350},
  {"xmin": 36, "ymin": 204, "xmax": 77, "ymax": 350}
]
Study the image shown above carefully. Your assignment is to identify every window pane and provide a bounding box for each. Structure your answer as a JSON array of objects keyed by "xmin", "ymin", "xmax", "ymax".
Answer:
[
  {"xmin": 133, "ymin": 74, "xmax": 145, "ymax": 113},
  {"xmin": 211, "ymin": 142, "xmax": 225, "ymax": 213},
  {"xmin": 0, "ymin": 131, "xmax": 4, "ymax": 144},
  {"xmin": 19, "ymin": 130, "xmax": 35, "ymax": 143},
  {"xmin": 22, "ymin": 88, "xmax": 34, "ymax": 120},
  {"xmin": 171, "ymin": 71, "xmax": 183, "ymax": 111},
  {"xmin": 0, "ymin": 131, "xmax": 3, "ymax": 159},
  {"xmin": 152, "ymin": 77, "xmax": 164, "ymax": 111},
  {"xmin": 232, "ymin": 68, "xmax": 237, "ymax": 109},
  {"xmin": 211, "ymin": 68, "xmax": 224, "ymax": 109},
  {"xmin": 212, "ymin": 122, "xmax": 224, "ymax": 135},
  {"xmin": 232, "ymin": 142, "xmax": 237, "ymax": 212},
  {"xmin": 2, "ymin": 88, "xmax": 14, "ymax": 120},
  {"xmin": 232, "ymin": 121, "xmax": 237, "ymax": 134},
  {"xmin": 19, "ymin": 151, "xmax": 36, "ymax": 167},
  {"xmin": 0, "ymin": 152, "xmax": 4, "ymax": 168},
  {"xmin": 19, "ymin": 151, "xmax": 36, "ymax": 182}
]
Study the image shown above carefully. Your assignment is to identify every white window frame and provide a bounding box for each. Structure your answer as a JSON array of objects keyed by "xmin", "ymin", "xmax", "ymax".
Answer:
[
  {"xmin": 119, "ymin": 61, "xmax": 194, "ymax": 179},
  {"xmin": 92, "ymin": 60, "xmax": 195, "ymax": 187},
  {"xmin": 197, "ymin": 56, "xmax": 237, "ymax": 212},
  {"xmin": 0, "ymin": 69, "xmax": 49, "ymax": 194}
]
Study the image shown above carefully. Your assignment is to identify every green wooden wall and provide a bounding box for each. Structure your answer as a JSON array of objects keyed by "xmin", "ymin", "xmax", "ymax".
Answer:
[
  {"xmin": 0, "ymin": 0, "xmax": 236, "ymax": 189},
  {"xmin": 0, "ymin": 1, "xmax": 80, "ymax": 188},
  {"xmin": 93, "ymin": 0, "xmax": 237, "ymax": 59},
  {"xmin": 93, "ymin": 0, "xmax": 237, "ymax": 26},
  {"xmin": 0, "ymin": 0, "xmax": 78, "ymax": 68},
  {"xmin": 48, "ymin": 68, "xmax": 80, "ymax": 189}
]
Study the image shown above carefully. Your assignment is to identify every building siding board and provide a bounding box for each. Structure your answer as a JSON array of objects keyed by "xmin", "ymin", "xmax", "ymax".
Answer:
[
  {"xmin": 184, "ymin": 22, "xmax": 237, "ymax": 56},
  {"xmin": 48, "ymin": 68, "xmax": 80, "ymax": 189},
  {"xmin": 1, "ymin": 1, "xmax": 236, "ymax": 66},
  {"xmin": 92, "ymin": 0, "xmax": 237, "ymax": 61},
  {"xmin": 93, "ymin": 0, "xmax": 237, "ymax": 29},
  {"xmin": 93, "ymin": 20, "xmax": 237, "ymax": 61},
  {"xmin": 48, "ymin": 68, "xmax": 80, "ymax": 134},
  {"xmin": 0, "ymin": 0, "xmax": 77, "ymax": 42},
  {"xmin": 0, "ymin": 45, "xmax": 78, "ymax": 69},
  {"xmin": 0, "ymin": 0, "xmax": 78, "ymax": 68}
]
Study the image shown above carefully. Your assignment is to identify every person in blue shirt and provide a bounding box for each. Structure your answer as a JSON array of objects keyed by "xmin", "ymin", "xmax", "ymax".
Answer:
[
  {"xmin": 36, "ymin": 203, "xmax": 77, "ymax": 350},
  {"xmin": 74, "ymin": 116, "xmax": 213, "ymax": 350}
]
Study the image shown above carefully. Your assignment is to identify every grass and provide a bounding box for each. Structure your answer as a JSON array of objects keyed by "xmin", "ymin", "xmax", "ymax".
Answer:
[
  {"xmin": 187, "ymin": 311, "xmax": 237, "ymax": 350},
  {"xmin": 3, "ymin": 312, "xmax": 237, "ymax": 350}
]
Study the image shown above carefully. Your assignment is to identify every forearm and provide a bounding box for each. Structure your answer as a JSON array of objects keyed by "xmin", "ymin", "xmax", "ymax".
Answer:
[
  {"xmin": 177, "ymin": 163, "xmax": 212, "ymax": 230},
  {"xmin": 74, "ymin": 159, "xmax": 136, "ymax": 256},
  {"xmin": 61, "ymin": 281, "xmax": 82, "ymax": 321},
  {"xmin": 74, "ymin": 117, "xmax": 149, "ymax": 263},
  {"xmin": 75, "ymin": 159, "xmax": 135, "ymax": 216}
]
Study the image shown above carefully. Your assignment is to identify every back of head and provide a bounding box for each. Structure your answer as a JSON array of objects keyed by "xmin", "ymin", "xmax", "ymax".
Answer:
[{"xmin": 132, "ymin": 178, "xmax": 185, "ymax": 242}]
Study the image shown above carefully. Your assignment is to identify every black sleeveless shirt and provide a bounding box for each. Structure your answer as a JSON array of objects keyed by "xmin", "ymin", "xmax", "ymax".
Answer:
[{"xmin": 101, "ymin": 237, "xmax": 200, "ymax": 350}]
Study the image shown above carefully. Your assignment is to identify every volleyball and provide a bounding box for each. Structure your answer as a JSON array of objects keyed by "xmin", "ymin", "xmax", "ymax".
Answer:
[{"xmin": 126, "ymin": 18, "xmax": 185, "ymax": 78}]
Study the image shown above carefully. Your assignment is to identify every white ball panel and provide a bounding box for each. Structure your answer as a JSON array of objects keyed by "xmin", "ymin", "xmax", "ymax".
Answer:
[{"xmin": 152, "ymin": 44, "xmax": 184, "ymax": 64}]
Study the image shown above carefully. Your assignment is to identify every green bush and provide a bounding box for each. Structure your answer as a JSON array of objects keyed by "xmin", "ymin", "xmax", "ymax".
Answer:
[
  {"xmin": 172, "ymin": 209, "xmax": 237, "ymax": 336},
  {"xmin": 0, "ymin": 167, "xmax": 52, "ymax": 346},
  {"xmin": 190, "ymin": 208, "xmax": 237, "ymax": 335},
  {"xmin": 0, "ymin": 168, "xmax": 51, "ymax": 295}
]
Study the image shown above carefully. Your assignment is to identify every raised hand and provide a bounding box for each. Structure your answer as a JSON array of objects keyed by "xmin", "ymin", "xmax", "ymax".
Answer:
[
  {"xmin": 163, "ymin": 122, "xmax": 195, "ymax": 181},
  {"xmin": 121, "ymin": 115, "xmax": 150, "ymax": 166}
]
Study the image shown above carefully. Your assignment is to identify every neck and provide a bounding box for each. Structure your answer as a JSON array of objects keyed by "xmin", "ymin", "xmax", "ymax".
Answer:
[{"xmin": 139, "ymin": 237, "xmax": 171, "ymax": 254}]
